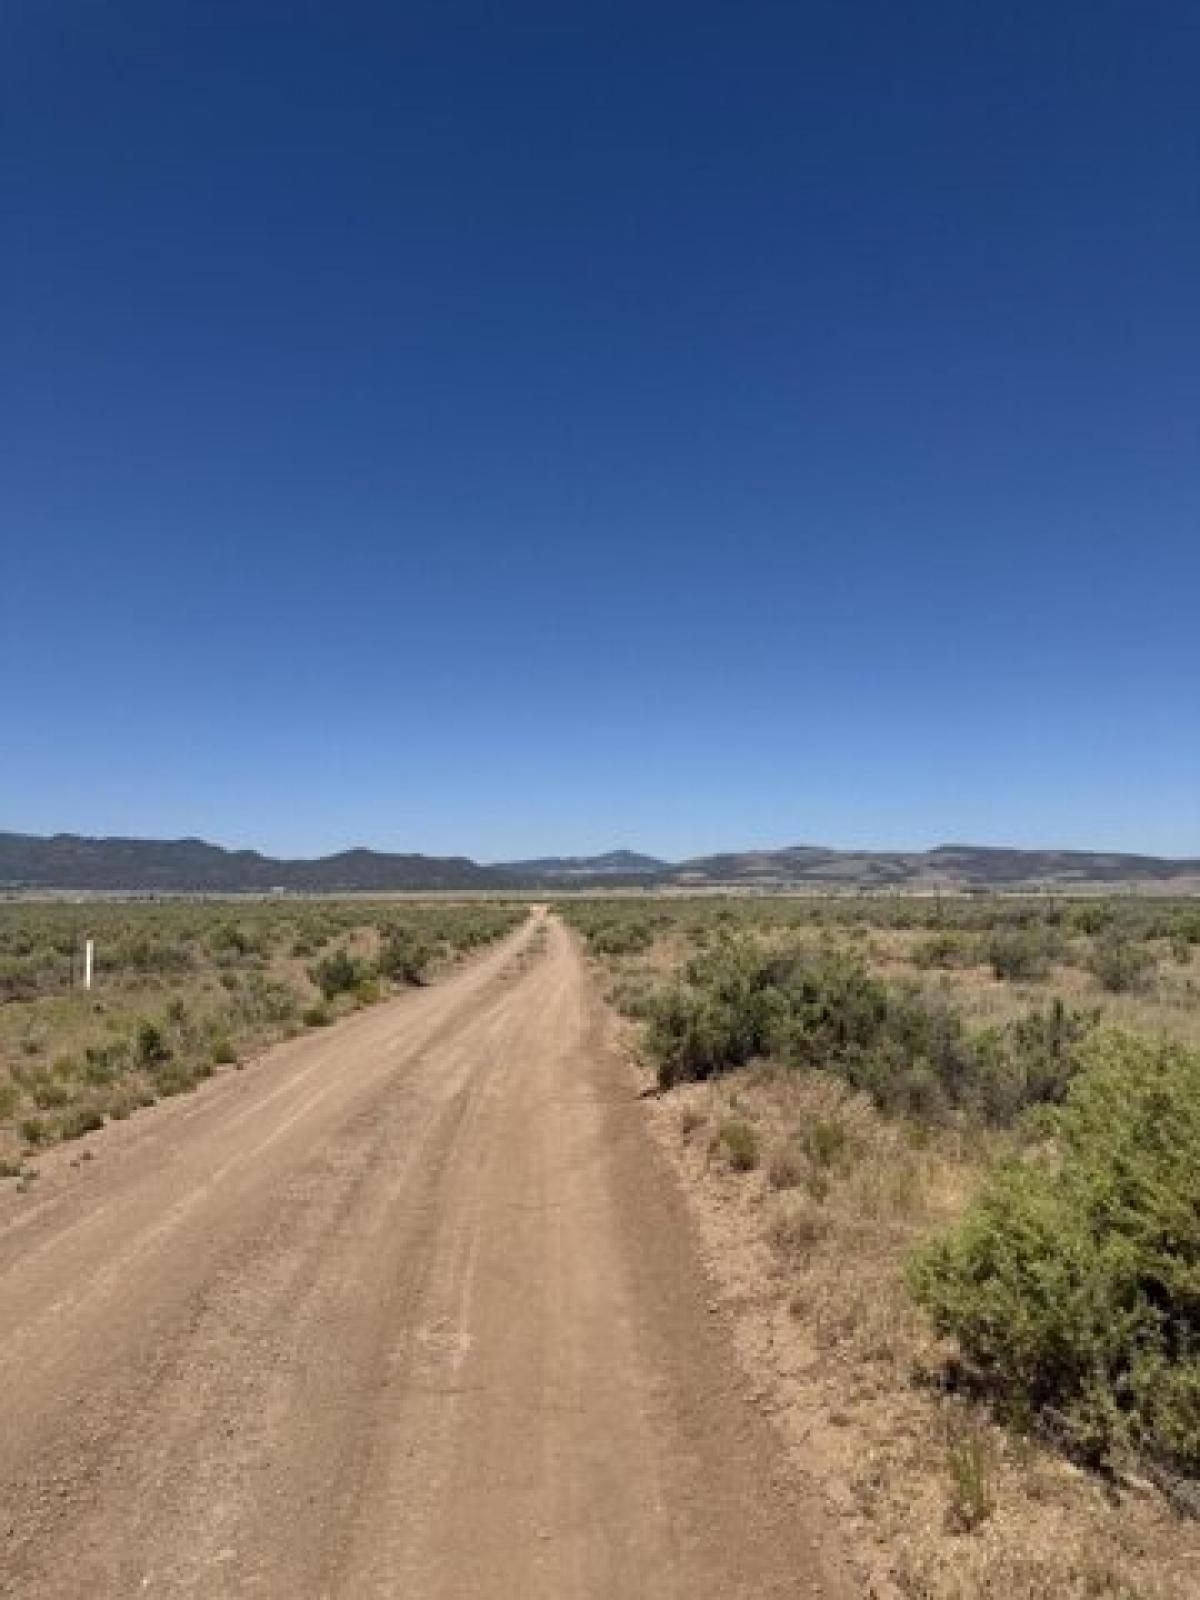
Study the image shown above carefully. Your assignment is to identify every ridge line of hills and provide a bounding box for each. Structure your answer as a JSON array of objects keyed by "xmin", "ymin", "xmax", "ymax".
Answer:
[{"xmin": 2, "ymin": 831, "xmax": 1199, "ymax": 893}]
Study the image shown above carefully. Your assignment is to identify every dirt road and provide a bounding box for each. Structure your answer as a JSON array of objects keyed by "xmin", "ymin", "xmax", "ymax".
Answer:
[{"xmin": 0, "ymin": 912, "xmax": 851, "ymax": 1598}]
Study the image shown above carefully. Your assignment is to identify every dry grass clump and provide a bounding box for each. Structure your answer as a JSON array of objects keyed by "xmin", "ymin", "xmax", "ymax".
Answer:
[
  {"xmin": 767, "ymin": 1077, "xmax": 935, "ymax": 1367},
  {"xmin": 766, "ymin": 1138, "xmax": 807, "ymax": 1190},
  {"xmin": 710, "ymin": 1115, "xmax": 760, "ymax": 1171},
  {"xmin": 679, "ymin": 1103, "xmax": 707, "ymax": 1141},
  {"xmin": 767, "ymin": 1193, "xmax": 828, "ymax": 1255}
]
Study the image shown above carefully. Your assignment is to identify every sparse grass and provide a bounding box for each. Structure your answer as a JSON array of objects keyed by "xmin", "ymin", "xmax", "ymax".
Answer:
[
  {"xmin": 768, "ymin": 1193, "xmax": 828, "ymax": 1254},
  {"xmin": 0, "ymin": 898, "xmax": 526, "ymax": 1163},
  {"xmin": 802, "ymin": 1114, "xmax": 852, "ymax": 1170},
  {"xmin": 944, "ymin": 1412, "xmax": 995, "ymax": 1532}
]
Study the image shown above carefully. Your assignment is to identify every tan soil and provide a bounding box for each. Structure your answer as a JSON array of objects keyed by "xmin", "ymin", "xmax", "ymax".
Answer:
[{"xmin": 0, "ymin": 911, "xmax": 856, "ymax": 1599}]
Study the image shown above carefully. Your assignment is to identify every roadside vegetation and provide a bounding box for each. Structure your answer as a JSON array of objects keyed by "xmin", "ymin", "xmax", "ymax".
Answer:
[
  {"xmin": 565, "ymin": 892, "xmax": 1200, "ymax": 1597},
  {"xmin": 0, "ymin": 898, "xmax": 525, "ymax": 1173}
]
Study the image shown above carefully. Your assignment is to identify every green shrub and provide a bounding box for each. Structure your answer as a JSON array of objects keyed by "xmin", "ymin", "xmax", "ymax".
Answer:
[
  {"xmin": 606, "ymin": 973, "xmax": 659, "ymax": 1018},
  {"xmin": 134, "ymin": 1019, "xmax": 171, "ymax": 1066},
  {"xmin": 207, "ymin": 922, "xmax": 255, "ymax": 958},
  {"xmin": 111, "ymin": 935, "xmax": 193, "ymax": 974},
  {"xmin": 234, "ymin": 973, "xmax": 298, "ymax": 1024},
  {"xmin": 1069, "ymin": 904, "xmax": 1117, "ymax": 937},
  {"xmin": 58, "ymin": 1106, "xmax": 105, "ymax": 1140},
  {"xmin": 968, "ymin": 999, "xmax": 1096, "ymax": 1124},
  {"xmin": 713, "ymin": 1116, "xmax": 760, "ymax": 1171},
  {"xmin": 645, "ymin": 940, "xmax": 792, "ymax": 1089},
  {"xmin": 19, "ymin": 1115, "xmax": 48, "ymax": 1147},
  {"xmin": 148, "ymin": 1062, "xmax": 200, "ymax": 1098},
  {"xmin": 585, "ymin": 919, "xmax": 656, "ymax": 956},
  {"xmin": 1087, "ymin": 933, "xmax": 1155, "ymax": 993},
  {"xmin": 986, "ymin": 927, "xmax": 1056, "ymax": 981},
  {"xmin": 376, "ymin": 926, "xmax": 433, "ymax": 985},
  {"xmin": 802, "ymin": 1115, "xmax": 852, "ymax": 1171},
  {"xmin": 910, "ymin": 1030, "xmax": 1200, "ymax": 1474},
  {"xmin": 210, "ymin": 1037, "xmax": 237, "ymax": 1065},
  {"xmin": 302, "ymin": 1003, "xmax": 331, "ymax": 1027},
  {"xmin": 912, "ymin": 932, "xmax": 975, "ymax": 970},
  {"xmin": 31, "ymin": 1078, "xmax": 70, "ymax": 1110},
  {"xmin": 311, "ymin": 950, "xmax": 365, "ymax": 1001},
  {"xmin": 644, "ymin": 935, "xmax": 1095, "ymax": 1126},
  {"xmin": 83, "ymin": 1042, "xmax": 129, "ymax": 1085}
]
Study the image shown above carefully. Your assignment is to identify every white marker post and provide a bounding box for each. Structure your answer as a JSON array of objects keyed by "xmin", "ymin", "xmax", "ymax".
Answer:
[{"xmin": 84, "ymin": 938, "xmax": 94, "ymax": 992}]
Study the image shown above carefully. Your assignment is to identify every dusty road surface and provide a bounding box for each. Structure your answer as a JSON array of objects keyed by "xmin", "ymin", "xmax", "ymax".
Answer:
[{"xmin": 0, "ymin": 911, "xmax": 852, "ymax": 1599}]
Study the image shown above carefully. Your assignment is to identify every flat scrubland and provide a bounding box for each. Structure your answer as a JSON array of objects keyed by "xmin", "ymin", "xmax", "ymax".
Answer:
[
  {"xmin": 564, "ymin": 892, "xmax": 1200, "ymax": 1598},
  {"xmin": 0, "ymin": 897, "xmax": 525, "ymax": 1174},
  {"xmin": 6, "ymin": 887, "xmax": 1199, "ymax": 1594}
]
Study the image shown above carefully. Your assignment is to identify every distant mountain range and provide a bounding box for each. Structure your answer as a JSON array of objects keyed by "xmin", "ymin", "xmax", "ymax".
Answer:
[
  {"xmin": 0, "ymin": 834, "xmax": 504, "ymax": 894},
  {"xmin": 2, "ymin": 832, "xmax": 1198, "ymax": 894},
  {"xmin": 670, "ymin": 843, "xmax": 1200, "ymax": 888},
  {"xmin": 495, "ymin": 851, "xmax": 669, "ymax": 879}
]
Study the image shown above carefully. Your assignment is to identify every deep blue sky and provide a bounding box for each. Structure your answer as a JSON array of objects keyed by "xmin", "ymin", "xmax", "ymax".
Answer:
[{"xmin": 4, "ymin": 2, "xmax": 1198, "ymax": 860}]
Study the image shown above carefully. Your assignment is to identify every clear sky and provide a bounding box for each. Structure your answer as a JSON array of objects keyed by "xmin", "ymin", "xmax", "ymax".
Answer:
[{"xmin": 3, "ymin": 2, "xmax": 1198, "ymax": 862}]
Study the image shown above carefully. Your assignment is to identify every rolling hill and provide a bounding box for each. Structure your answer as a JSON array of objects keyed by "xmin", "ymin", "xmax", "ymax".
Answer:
[
  {"xmin": 494, "ymin": 851, "xmax": 669, "ymax": 880},
  {"xmin": 1, "ymin": 832, "xmax": 1197, "ymax": 893},
  {"xmin": 671, "ymin": 842, "xmax": 1200, "ymax": 888},
  {"xmin": 0, "ymin": 833, "xmax": 504, "ymax": 893}
]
